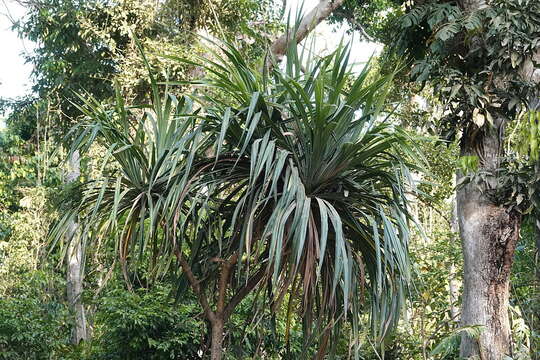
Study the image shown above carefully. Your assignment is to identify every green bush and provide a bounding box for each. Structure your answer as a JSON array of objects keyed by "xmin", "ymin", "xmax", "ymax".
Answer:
[
  {"xmin": 91, "ymin": 286, "xmax": 204, "ymax": 359},
  {"xmin": 0, "ymin": 296, "xmax": 71, "ymax": 359}
]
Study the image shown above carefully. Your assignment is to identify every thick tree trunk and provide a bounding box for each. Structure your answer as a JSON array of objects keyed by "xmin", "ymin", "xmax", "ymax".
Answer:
[
  {"xmin": 458, "ymin": 121, "xmax": 521, "ymax": 359},
  {"xmin": 210, "ymin": 319, "xmax": 225, "ymax": 360},
  {"xmin": 454, "ymin": 0, "xmax": 540, "ymax": 358},
  {"xmin": 65, "ymin": 150, "xmax": 88, "ymax": 344}
]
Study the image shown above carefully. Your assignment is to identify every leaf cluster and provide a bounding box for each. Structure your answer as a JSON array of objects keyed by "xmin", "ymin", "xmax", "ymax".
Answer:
[
  {"xmin": 51, "ymin": 34, "xmax": 423, "ymax": 356},
  {"xmin": 395, "ymin": 0, "xmax": 540, "ymax": 139}
]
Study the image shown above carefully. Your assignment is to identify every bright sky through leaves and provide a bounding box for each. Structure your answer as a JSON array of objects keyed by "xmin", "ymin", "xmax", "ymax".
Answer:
[
  {"xmin": 287, "ymin": 0, "xmax": 382, "ymax": 67},
  {"xmin": 0, "ymin": 0, "xmax": 381, "ymax": 106},
  {"xmin": 0, "ymin": 1, "xmax": 33, "ymax": 101}
]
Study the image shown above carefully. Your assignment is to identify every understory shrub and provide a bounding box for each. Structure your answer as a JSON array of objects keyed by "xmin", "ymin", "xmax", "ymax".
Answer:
[
  {"xmin": 91, "ymin": 285, "xmax": 204, "ymax": 359},
  {"xmin": 0, "ymin": 295, "xmax": 71, "ymax": 359}
]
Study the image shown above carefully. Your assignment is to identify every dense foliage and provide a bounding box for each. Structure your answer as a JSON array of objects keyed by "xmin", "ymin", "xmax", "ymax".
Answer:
[{"xmin": 0, "ymin": 0, "xmax": 538, "ymax": 359}]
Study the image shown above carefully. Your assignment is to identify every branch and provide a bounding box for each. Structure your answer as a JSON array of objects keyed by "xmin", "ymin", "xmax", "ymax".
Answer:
[
  {"xmin": 270, "ymin": 0, "xmax": 347, "ymax": 61},
  {"xmin": 215, "ymin": 253, "xmax": 238, "ymax": 314},
  {"xmin": 174, "ymin": 248, "xmax": 217, "ymax": 323},
  {"xmin": 223, "ymin": 266, "xmax": 266, "ymax": 320},
  {"xmin": 333, "ymin": 8, "xmax": 374, "ymax": 42}
]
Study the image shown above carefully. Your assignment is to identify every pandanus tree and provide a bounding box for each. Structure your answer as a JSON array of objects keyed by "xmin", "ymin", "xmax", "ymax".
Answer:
[{"xmin": 52, "ymin": 37, "xmax": 421, "ymax": 359}]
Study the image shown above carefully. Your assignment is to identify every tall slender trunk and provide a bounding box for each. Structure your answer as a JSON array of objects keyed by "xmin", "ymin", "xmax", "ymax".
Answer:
[
  {"xmin": 449, "ymin": 197, "xmax": 460, "ymax": 321},
  {"xmin": 448, "ymin": 262, "xmax": 459, "ymax": 320},
  {"xmin": 535, "ymin": 164, "xmax": 540, "ymax": 286},
  {"xmin": 536, "ymin": 213, "xmax": 540, "ymax": 284},
  {"xmin": 66, "ymin": 150, "xmax": 88, "ymax": 344},
  {"xmin": 458, "ymin": 120, "xmax": 521, "ymax": 359},
  {"xmin": 533, "ymin": 210, "xmax": 540, "ymax": 360}
]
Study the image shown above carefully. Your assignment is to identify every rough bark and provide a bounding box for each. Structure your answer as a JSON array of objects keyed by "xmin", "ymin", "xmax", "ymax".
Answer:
[
  {"xmin": 454, "ymin": 0, "xmax": 540, "ymax": 357},
  {"xmin": 519, "ymin": 49, "xmax": 540, "ymax": 88},
  {"xmin": 458, "ymin": 120, "xmax": 521, "ymax": 359},
  {"xmin": 270, "ymin": 0, "xmax": 346, "ymax": 61},
  {"xmin": 449, "ymin": 197, "xmax": 460, "ymax": 321},
  {"xmin": 65, "ymin": 150, "xmax": 88, "ymax": 344},
  {"xmin": 210, "ymin": 320, "xmax": 225, "ymax": 360}
]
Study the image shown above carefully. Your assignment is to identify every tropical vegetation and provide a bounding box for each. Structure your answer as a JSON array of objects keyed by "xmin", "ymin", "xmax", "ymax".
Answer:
[{"xmin": 0, "ymin": 0, "xmax": 538, "ymax": 359}]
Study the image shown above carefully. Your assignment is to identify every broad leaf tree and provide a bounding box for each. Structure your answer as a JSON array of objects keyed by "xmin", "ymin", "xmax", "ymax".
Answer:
[{"xmin": 333, "ymin": 0, "xmax": 540, "ymax": 357}]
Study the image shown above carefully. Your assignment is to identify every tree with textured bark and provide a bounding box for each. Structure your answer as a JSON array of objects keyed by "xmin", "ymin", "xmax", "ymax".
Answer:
[
  {"xmin": 331, "ymin": 0, "xmax": 540, "ymax": 357},
  {"xmin": 65, "ymin": 150, "xmax": 88, "ymax": 343}
]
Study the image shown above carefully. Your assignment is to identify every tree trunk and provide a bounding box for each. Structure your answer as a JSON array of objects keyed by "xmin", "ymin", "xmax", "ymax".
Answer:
[
  {"xmin": 453, "ymin": 0, "xmax": 540, "ymax": 357},
  {"xmin": 535, "ymin": 164, "xmax": 540, "ymax": 285},
  {"xmin": 174, "ymin": 250, "xmax": 265, "ymax": 359},
  {"xmin": 270, "ymin": 0, "xmax": 346, "ymax": 60},
  {"xmin": 448, "ymin": 263, "xmax": 460, "ymax": 321},
  {"xmin": 458, "ymin": 121, "xmax": 521, "ymax": 359},
  {"xmin": 536, "ymin": 213, "xmax": 540, "ymax": 283},
  {"xmin": 210, "ymin": 318, "xmax": 225, "ymax": 360},
  {"xmin": 449, "ymin": 197, "xmax": 460, "ymax": 321},
  {"xmin": 534, "ymin": 209, "xmax": 540, "ymax": 360},
  {"xmin": 66, "ymin": 150, "xmax": 88, "ymax": 344}
]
